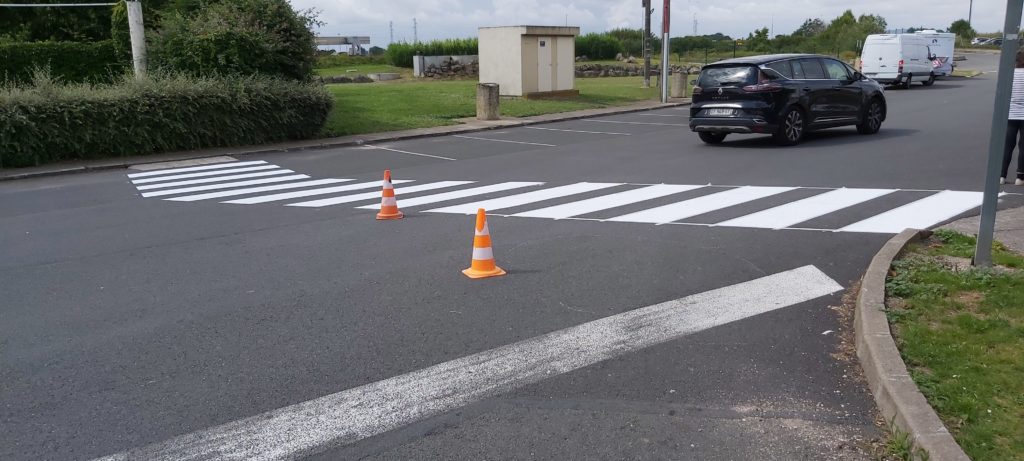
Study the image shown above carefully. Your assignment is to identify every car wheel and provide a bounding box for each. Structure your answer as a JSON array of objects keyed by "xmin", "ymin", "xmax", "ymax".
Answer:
[
  {"xmin": 922, "ymin": 73, "xmax": 936, "ymax": 86},
  {"xmin": 698, "ymin": 132, "xmax": 727, "ymax": 144},
  {"xmin": 903, "ymin": 74, "xmax": 913, "ymax": 89},
  {"xmin": 857, "ymin": 98, "xmax": 884, "ymax": 135},
  {"xmin": 773, "ymin": 107, "xmax": 805, "ymax": 146}
]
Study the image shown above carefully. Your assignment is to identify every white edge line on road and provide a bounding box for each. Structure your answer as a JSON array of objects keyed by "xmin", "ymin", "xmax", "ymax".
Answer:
[
  {"xmin": 365, "ymin": 145, "xmax": 457, "ymax": 161},
  {"xmin": 452, "ymin": 135, "xmax": 556, "ymax": 147},
  {"xmin": 91, "ymin": 265, "xmax": 842, "ymax": 461},
  {"xmin": 523, "ymin": 126, "xmax": 631, "ymax": 135},
  {"xmin": 634, "ymin": 113, "xmax": 688, "ymax": 117},
  {"xmin": 126, "ymin": 161, "xmax": 267, "ymax": 178},
  {"xmin": 583, "ymin": 119, "xmax": 688, "ymax": 127}
]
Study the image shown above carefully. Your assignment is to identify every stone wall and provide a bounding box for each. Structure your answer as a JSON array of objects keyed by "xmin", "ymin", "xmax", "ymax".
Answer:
[
  {"xmin": 414, "ymin": 55, "xmax": 480, "ymax": 78},
  {"xmin": 574, "ymin": 63, "xmax": 702, "ymax": 78}
]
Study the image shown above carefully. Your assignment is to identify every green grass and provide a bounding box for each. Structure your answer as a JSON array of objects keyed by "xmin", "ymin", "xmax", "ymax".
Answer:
[
  {"xmin": 322, "ymin": 76, "xmax": 659, "ymax": 137},
  {"xmin": 886, "ymin": 230, "xmax": 1024, "ymax": 461},
  {"xmin": 952, "ymin": 69, "xmax": 984, "ymax": 78},
  {"xmin": 315, "ymin": 65, "xmax": 408, "ymax": 77}
]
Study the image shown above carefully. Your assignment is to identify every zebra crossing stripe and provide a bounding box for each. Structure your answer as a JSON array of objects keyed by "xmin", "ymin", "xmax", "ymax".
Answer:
[
  {"xmin": 358, "ymin": 182, "xmax": 544, "ymax": 210},
  {"xmin": 223, "ymin": 180, "xmax": 414, "ymax": 205},
  {"xmin": 130, "ymin": 165, "xmax": 282, "ymax": 184},
  {"xmin": 164, "ymin": 179, "xmax": 354, "ymax": 202},
  {"xmin": 126, "ymin": 161, "xmax": 267, "ymax": 178},
  {"xmin": 287, "ymin": 181, "xmax": 474, "ymax": 208},
  {"xmin": 135, "ymin": 170, "xmax": 296, "ymax": 191},
  {"xmin": 716, "ymin": 188, "xmax": 896, "ymax": 229},
  {"xmin": 425, "ymin": 182, "xmax": 622, "ymax": 214},
  {"xmin": 606, "ymin": 186, "xmax": 796, "ymax": 224},
  {"xmin": 512, "ymin": 184, "xmax": 702, "ymax": 219},
  {"xmin": 140, "ymin": 175, "xmax": 313, "ymax": 198},
  {"xmin": 839, "ymin": 191, "xmax": 986, "ymax": 234}
]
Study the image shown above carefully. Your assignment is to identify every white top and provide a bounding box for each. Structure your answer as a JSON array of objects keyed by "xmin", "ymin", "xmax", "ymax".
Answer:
[{"xmin": 1010, "ymin": 68, "xmax": 1024, "ymax": 120}]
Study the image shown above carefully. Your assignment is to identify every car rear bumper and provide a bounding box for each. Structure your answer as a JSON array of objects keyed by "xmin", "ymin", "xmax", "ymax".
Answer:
[{"xmin": 690, "ymin": 117, "xmax": 776, "ymax": 134}]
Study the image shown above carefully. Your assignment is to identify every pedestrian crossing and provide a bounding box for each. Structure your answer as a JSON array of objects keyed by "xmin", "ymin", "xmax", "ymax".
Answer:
[{"xmin": 127, "ymin": 160, "xmax": 998, "ymax": 234}]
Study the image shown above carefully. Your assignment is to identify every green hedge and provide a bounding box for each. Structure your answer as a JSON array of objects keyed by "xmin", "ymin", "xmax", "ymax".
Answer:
[
  {"xmin": 575, "ymin": 33, "xmax": 624, "ymax": 60},
  {"xmin": 0, "ymin": 74, "xmax": 333, "ymax": 168},
  {"xmin": 0, "ymin": 40, "xmax": 127, "ymax": 84},
  {"xmin": 387, "ymin": 38, "xmax": 479, "ymax": 68}
]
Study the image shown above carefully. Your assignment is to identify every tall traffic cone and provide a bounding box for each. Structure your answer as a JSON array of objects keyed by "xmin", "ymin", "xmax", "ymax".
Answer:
[
  {"xmin": 375, "ymin": 170, "xmax": 404, "ymax": 220},
  {"xmin": 463, "ymin": 209, "xmax": 506, "ymax": 279}
]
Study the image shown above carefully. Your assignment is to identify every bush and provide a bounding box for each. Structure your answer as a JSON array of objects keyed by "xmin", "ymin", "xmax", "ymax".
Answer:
[
  {"xmin": 150, "ymin": 0, "xmax": 319, "ymax": 81},
  {"xmin": 0, "ymin": 72, "xmax": 332, "ymax": 168},
  {"xmin": 575, "ymin": 33, "xmax": 624, "ymax": 60},
  {"xmin": 387, "ymin": 38, "xmax": 478, "ymax": 68},
  {"xmin": 315, "ymin": 54, "xmax": 388, "ymax": 69},
  {"xmin": 0, "ymin": 41, "xmax": 127, "ymax": 84}
]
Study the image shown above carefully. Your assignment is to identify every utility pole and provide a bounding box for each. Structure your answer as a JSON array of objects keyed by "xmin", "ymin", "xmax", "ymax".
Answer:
[
  {"xmin": 413, "ymin": 18, "xmax": 418, "ymax": 43},
  {"xmin": 126, "ymin": 1, "xmax": 146, "ymax": 78},
  {"xmin": 660, "ymin": 0, "xmax": 671, "ymax": 102},
  {"xmin": 974, "ymin": 0, "xmax": 1023, "ymax": 267},
  {"xmin": 969, "ymin": 0, "xmax": 974, "ymax": 26},
  {"xmin": 389, "ymin": 21, "xmax": 394, "ymax": 44},
  {"xmin": 643, "ymin": 0, "xmax": 652, "ymax": 88}
]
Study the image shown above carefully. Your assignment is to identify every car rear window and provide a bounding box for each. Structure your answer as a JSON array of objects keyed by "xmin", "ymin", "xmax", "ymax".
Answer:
[{"xmin": 697, "ymin": 65, "xmax": 757, "ymax": 87}]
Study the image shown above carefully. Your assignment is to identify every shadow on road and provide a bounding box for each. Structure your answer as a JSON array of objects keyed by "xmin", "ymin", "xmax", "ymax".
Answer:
[{"xmin": 708, "ymin": 128, "xmax": 920, "ymax": 149}]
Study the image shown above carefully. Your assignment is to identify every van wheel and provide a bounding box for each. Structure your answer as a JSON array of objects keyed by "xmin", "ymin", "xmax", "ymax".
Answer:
[
  {"xmin": 774, "ymin": 107, "xmax": 805, "ymax": 146},
  {"xmin": 857, "ymin": 98, "xmax": 884, "ymax": 135},
  {"xmin": 922, "ymin": 73, "xmax": 936, "ymax": 86},
  {"xmin": 698, "ymin": 132, "xmax": 727, "ymax": 144},
  {"xmin": 902, "ymin": 74, "xmax": 913, "ymax": 89}
]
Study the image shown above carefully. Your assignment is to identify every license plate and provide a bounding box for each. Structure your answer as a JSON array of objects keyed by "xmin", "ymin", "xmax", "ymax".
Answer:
[{"xmin": 705, "ymin": 108, "xmax": 734, "ymax": 116}]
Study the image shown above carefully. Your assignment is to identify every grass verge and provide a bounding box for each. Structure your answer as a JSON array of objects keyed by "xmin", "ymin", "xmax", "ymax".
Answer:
[
  {"xmin": 315, "ymin": 65, "xmax": 408, "ymax": 77},
  {"xmin": 952, "ymin": 69, "xmax": 983, "ymax": 78},
  {"xmin": 322, "ymin": 76, "xmax": 660, "ymax": 137},
  {"xmin": 885, "ymin": 229, "xmax": 1024, "ymax": 461}
]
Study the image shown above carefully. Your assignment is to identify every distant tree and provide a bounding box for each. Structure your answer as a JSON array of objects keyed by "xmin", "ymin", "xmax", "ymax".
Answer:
[
  {"xmin": 949, "ymin": 19, "xmax": 976, "ymax": 39},
  {"xmin": 858, "ymin": 14, "xmax": 887, "ymax": 35},
  {"xmin": 746, "ymin": 27, "xmax": 771, "ymax": 52},
  {"xmin": 794, "ymin": 18, "xmax": 827, "ymax": 37}
]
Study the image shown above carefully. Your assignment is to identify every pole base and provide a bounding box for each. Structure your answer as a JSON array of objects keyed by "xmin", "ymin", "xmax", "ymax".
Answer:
[
  {"xmin": 462, "ymin": 266, "xmax": 506, "ymax": 279},
  {"xmin": 376, "ymin": 211, "xmax": 404, "ymax": 220}
]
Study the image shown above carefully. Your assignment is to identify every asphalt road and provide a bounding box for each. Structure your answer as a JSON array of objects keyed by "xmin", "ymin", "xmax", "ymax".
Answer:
[{"xmin": 2, "ymin": 52, "xmax": 1020, "ymax": 460}]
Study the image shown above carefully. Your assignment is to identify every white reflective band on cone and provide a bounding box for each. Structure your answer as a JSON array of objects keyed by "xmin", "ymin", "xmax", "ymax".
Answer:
[
  {"xmin": 475, "ymin": 223, "xmax": 490, "ymax": 236},
  {"xmin": 472, "ymin": 247, "xmax": 494, "ymax": 260},
  {"xmin": 381, "ymin": 197, "xmax": 397, "ymax": 206}
]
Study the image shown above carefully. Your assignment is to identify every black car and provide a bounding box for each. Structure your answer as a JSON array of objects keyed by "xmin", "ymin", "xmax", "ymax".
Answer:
[{"xmin": 689, "ymin": 54, "xmax": 887, "ymax": 146}]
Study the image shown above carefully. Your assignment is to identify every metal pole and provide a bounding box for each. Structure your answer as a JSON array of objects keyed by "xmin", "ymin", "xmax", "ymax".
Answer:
[
  {"xmin": 126, "ymin": 1, "xmax": 147, "ymax": 78},
  {"xmin": 643, "ymin": 0, "xmax": 651, "ymax": 88},
  {"xmin": 969, "ymin": 0, "xmax": 974, "ymax": 26},
  {"xmin": 660, "ymin": 0, "xmax": 671, "ymax": 102},
  {"xmin": 974, "ymin": 0, "xmax": 1023, "ymax": 267}
]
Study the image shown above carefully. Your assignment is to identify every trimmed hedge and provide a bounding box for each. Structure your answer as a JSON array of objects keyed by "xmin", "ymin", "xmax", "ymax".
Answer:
[
  {"xmin": 387, "ymin": 38, "xmax": 478, "ymax": 68},
  {"xmin": 0, "ymin": 40, "xmax": 127, "ymax": 84},
  {"xmin": 0, "ymin": 74, "xmax": 333, "ymax": 168}
]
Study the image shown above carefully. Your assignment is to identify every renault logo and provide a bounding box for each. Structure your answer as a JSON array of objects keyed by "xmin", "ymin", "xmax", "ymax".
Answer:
[{"xmin": 718, "ymin": 88, "xmax": 724, "ymax": 95}]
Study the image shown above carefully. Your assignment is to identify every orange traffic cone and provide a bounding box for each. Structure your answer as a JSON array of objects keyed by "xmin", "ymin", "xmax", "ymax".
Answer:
[
  {"xmin": 463, "ymin": 209, "xmax": 506, "ymax": 279},
  {"xmin": 375, "ymin": 170, "xmax": 404, "ymax": 220}
]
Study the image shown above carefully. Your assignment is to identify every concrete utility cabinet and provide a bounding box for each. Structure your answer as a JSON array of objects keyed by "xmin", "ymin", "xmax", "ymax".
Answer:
[{"xmin": 479, "ymin": 26, "xmax": 579, "ymax": 97}]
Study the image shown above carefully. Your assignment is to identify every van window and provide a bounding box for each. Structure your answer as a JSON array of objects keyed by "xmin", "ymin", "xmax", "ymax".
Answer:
[
  {"xmin": 822, "ymin": 59, "xmax": 851, "ymax": 80},
  {"xmin": 797, "ymin": 59, "xmax": 826, "ymax": 79},
  {"xmin": 765, "ymin": 61, "xmax": 792, "ymax": 78},
  {"xmin": 697, "ymin": 65, "xmax": 757, "ymax": 87}
]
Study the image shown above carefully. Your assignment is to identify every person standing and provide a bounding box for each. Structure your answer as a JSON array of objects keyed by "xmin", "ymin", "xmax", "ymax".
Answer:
[{"xmin": 1003, "ymin": 49, "xmax": 1024, "ymax": 185}]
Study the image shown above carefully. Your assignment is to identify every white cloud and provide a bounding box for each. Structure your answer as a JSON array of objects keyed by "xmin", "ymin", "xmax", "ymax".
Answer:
[{"xmin": 290, "ymin": 0, "xmax": 1020, "ymax": 46}]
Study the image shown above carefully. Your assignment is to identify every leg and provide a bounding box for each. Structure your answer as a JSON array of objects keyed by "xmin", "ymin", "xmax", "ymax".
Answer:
[
  {"xmin": 1018, "ymin": 123, "xmax": 1024, "ymax": 180},
  {"xmin": 1003, "ymin": 120, "xmax": 1020, "ymax": 179}
]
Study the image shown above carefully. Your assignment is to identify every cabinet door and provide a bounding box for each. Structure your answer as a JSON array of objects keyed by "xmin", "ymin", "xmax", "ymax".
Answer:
[{"xmin": 538, "ymin": 37, "xmax": 553, "ymax": 92}]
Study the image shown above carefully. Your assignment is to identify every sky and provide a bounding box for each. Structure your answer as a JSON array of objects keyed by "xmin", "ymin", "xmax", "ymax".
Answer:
[{"xmin": 290, "ymin": 0, "xmax": 1017, "ymax": 47}]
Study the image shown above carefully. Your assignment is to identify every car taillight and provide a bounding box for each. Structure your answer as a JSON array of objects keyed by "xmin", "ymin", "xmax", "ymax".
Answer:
[
  {"xmin": 742, "ymin": 82, "xmax": 783, "ymax": 93},
  {"xmin": 898, "ymin": 59, "xmax": 904, "ymax": 73},
  {"xmin": 692, "ymin": 86, "xmax": 702, "ymax": 95}
]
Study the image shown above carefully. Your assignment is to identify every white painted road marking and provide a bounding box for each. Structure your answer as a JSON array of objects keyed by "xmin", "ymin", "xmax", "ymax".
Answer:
[
  {"xmin": 135, "ymin": 170, "xmax": 296, "ymax": 190},
  {"xmin": 357, "ymin": 182, "xmax": 544, "ymax": 209},
  {"xmin": 126, "ymin": 161, "xmax": 267, "ymax": 179},
  {"xmin": 523, "ymin": 126, "xmax": 631, "ymax": 135},
  {"xmin": 223, "ymin": 180, "xmax": 413, "ymax": 204},
  {"xmin": 452, "ymin": 135, "xmax": 557, "ymax": 147},
  {"xmin": 513, "ymin": 184, "xmax": 703, "ymax": 219},
  {"xmin": 583, "ymin": 119, "xmax": 688, "ymax": 127},
  {"xmin": 164, "ymin": 179, "xmax": 353, "ymax": 202},
  {"xmin": 92, "ymin": 265, "xmax": 842, "ymax": 461},
  {"xmin": 839, "ymin": 190, "xmax": 988, "ymax": 233},
  {"xmin": 365, "ymin": 145, "xmax": 457, "ymax": 161},
  {"xmin": 286, "ymin": 181, "xmax": 473, "ymax": 208},
  {"xmin": 425, "ymin": 182, "xmax": 622, "ymax": 214},
  {"xmin": 716, "ymin": 188, "xmax": 896, "ymax": 229},
  {"xmin": 140, "ymin": 175, "xmax": 313, "ymax": 198},
  {"xmin": 129, "ymin": 165, "xmax": 282, "ymax": 184},
  {"xmin": 607, "ymin": 186, "xmax": 796, "ymax": 224}
]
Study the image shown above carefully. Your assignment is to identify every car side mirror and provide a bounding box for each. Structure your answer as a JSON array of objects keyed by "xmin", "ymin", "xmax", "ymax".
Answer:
[{"xmin": 853, "ymin": 71, "xmax": 865, "ymax": 81}]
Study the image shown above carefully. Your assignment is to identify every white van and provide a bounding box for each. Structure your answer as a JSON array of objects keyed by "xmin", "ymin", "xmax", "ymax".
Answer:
[
  {"xmin": 914, "ymin": 31, "xmax": 956, "ymax": 76},
  {"xmin": 861, "ymin": 34, "xmax": 937, "ymax": 87}
]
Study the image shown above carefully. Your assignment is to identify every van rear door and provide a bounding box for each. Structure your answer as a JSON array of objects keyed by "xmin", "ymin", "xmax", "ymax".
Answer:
[{"xmin": 862, "ymin": 42, "xmax": 899, "ymax": 77}]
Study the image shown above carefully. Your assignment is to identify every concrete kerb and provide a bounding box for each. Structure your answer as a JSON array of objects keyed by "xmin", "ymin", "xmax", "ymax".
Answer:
[
  {"xmin": 855, "ymin": 229, "xmax": 971, "ymax": 461},
  {"xmin": 0, "ymin": 100, "xmax": 690, "ymax": 182}
]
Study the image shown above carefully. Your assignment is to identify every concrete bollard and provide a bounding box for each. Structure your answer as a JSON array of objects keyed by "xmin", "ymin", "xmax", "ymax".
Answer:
[
  {"xmin": 476, "ymin": 83, "xmax": 500, "ymax": 120},
  {"xmin": 670, "ymin": 72, "xmax": 687, "ymax": 98}
]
